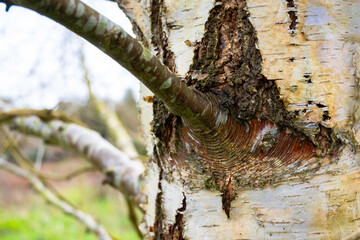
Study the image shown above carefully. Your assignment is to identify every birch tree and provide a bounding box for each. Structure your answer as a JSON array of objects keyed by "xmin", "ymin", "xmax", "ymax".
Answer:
[{"xmin": 1, "ymin": 0, "xmax": 360, "ymax": 239}]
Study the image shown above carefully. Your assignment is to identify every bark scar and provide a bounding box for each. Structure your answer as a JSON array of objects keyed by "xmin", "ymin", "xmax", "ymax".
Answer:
[{"xmin": 221, "ymin": 175, "xmax": 236, "ymax": 218}]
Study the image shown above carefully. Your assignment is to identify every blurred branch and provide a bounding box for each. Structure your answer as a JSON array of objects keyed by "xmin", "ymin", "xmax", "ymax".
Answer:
[
  {"xmin": 40, "ymin": 166, "xmax": 98, "ymax": 181},
  {"xmin": 1, "ymin": 128, "xmax": 126, "ymax": 239},
  {"xmin": 0, "ymin": 108, "xmax": 84, "ymax": 126},
  {"xmin": 81, "ymin": 45, "xmax": 143, "ymax": 237},
  {"xmin": 1, "ymin": 127, "xmax": 81, "ymax": 205},
  {"xmin": 126, "ymin": 197, "xmax": 142, "ymax": 238},
  {"xmin": 0, "ymin": 157, "xmax": 115, "ymax": 240},
  {"xmin": 3, "ymin": 116, "xmax": 145, "ymax": 204},
  {"xmin": 1, "ymin": 127, "xmax": 35, "ymax": 171},
  {"xmin": 80, "ymin": 45, "xmax": 140, "ymax": 159},
  {"xmin": 34, "ymin": 143, "xmax": 46, "ymax": 170}
]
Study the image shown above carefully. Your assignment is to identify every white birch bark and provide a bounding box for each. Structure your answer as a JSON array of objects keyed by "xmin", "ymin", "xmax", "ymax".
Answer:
[
  {"xmin": 246, "ymin": 0, "xmax": 360, "ymax": 142},
  {"xmin": 131, "ymin": 0, "xmax": 360, "ymax": 239}
]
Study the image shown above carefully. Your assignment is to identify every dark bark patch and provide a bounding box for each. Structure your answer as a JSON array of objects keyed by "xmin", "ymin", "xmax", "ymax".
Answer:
[
  {"xmin": 154, "ymin": 166, "xmax": 165, "ymax": 239},
  {"xmin": 188, "ymin": 0, "xmax": 291, "ymax": 126},
  {"xmin": 286, "ymin": 0, "xmax": 298, "ymax": 35},
  {"xmin": 149, "ymin": 0, "xmax": 341, "ymax": 225},
  {"xmin": 221, "ymin": 176, "xmax": 236, "ymax": 219},
  {"xmin": 153, "ymin": 98, "xmax": 175, "ymax": 154},
  {"xmin": 165, "ymin": 193, "xmax": 186, "ymax": 240},
  {"xmin": 150, "ymin": 0, "xmax": 176, "ymax": 70},
  {"xmin": 322, "ymin": 111, "xmax": 331, "ymax": 121}
]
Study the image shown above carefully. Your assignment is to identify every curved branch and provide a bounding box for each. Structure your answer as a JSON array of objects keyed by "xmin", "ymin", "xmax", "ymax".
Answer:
[
  {"xmin": 6, "ymin": 115, "xmax": 145, "ymax": 204},
  {"xmin": 0, "ymin": 158, "xmax": 114, "ymax": 240},
  {"xmin": 2, "ymin": 0, "xmax": 224, "ymax": 130}
]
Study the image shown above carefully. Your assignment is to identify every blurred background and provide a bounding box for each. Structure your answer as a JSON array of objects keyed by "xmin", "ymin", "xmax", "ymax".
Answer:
[{"xmin": 0, "ymin": 1, "xmax": 145, "ymax": 239}]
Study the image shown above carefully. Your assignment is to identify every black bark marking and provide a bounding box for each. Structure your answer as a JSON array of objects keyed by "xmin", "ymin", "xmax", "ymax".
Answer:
[
  {"xmin": 286, "ymin": 0, "xmax": 298, "ymax": 35},
  {"xmin": 221, "ymin": 177, "xmax": 236, "ymax": 219},
  {"xmin": 154, "ymin": 166, "xmax": 165, "ymax": 239},
  {"xmin": 322, "ymin": 111, "xmax": 331, "ymax": 121},
  {"xmin": 316, "ymin": 103, "xmax": 326, "ymax": 108}
]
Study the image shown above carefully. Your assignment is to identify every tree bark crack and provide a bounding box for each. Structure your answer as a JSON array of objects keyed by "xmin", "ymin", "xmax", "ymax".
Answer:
[{"xmin": 166, "ymin": 192, "xmax": 186, "ymax": 240}]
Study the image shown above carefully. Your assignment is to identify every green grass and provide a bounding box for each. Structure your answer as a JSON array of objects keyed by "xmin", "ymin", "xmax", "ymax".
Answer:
[{"xmin": 0, "ymin": 185, "xmax": 141, "ymax": 240}]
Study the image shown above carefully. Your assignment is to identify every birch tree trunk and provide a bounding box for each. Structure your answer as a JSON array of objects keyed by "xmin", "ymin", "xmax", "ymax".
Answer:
[{"xmin": 119, "ymin": 0, "xmax": 360, "ymax": 239}]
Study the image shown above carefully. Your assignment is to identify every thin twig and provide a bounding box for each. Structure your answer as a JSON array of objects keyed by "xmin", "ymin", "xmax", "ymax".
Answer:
[
  {"xmin": 126, "ymin": 197, "xmax": 143, "ymax": 238},
  {"xmin": 0, "ymin": 157, "xmax": 115, "ymax": 240},
  {"xmin": 0, "ymin": 108, "xmax": 84, "ymax": 126},
  {"xmin": 39, "ymin": 166, "xmax": 98, "ymax": 181}
]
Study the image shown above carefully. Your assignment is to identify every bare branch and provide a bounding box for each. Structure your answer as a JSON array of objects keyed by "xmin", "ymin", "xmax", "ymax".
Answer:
[
  {"xmin": 90, "ymin": 97, "xmax": 140, "ymax": 159},
  {"xmin": 2, "ymin": 0, "xmax": 224, "ymax": 130},
  {"xmin": 0, "ymin": 158, "xmax": 114, "ymax": 240},
  {"xmin": 5, "ymin": 115, "xmax": 145, "ymax": 204},
  {"xmin": 81, "ymin": 53, "xmax": 142, "ymax": 235},
  {"xmin": 81, "ymin": 48, "xmax": 140, "ymax": 159}
]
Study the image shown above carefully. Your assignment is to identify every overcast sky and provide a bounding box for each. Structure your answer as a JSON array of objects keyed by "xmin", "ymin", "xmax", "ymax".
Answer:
[{"xmin": 0, "ymin": 0, "xmax": 140, "ymax": 109}]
